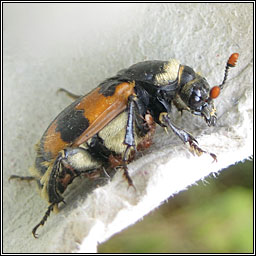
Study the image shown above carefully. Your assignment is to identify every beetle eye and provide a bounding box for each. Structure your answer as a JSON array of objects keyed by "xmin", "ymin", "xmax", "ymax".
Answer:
[
  {"xmin": 194, "ymin": 95, "xmax": 200, "ymax": 102},
  {"xmin": 190, "ymin": 93, "xmax": 201, "ymax": 105},
  {"xmin": 189, "ymin": 91, "xmax": 205, "ymax": 110}
]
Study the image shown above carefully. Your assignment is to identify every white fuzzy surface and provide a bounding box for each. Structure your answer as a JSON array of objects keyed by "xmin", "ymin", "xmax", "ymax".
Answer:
[{"xmin": 3, "ymin": 3, "xmax": 253, "ymax": 253}]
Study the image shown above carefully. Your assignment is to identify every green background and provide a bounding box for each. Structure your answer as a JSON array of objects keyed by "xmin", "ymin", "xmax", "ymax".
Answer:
[{"xmin": 99, "ymin": 160, "xmax": 253, "ymax": 253}]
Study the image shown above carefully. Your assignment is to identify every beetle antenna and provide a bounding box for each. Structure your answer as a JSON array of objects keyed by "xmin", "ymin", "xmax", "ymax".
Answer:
[
  {"xmin": 209, "ymin": 53, "xmax": 239, "ymax": 100},
  {"xmin": 219, "ymin": 53, "xmax": 239, "ymax": 90}
]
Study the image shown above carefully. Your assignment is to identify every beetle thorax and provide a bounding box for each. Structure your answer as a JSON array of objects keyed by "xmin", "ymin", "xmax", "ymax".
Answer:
[{"xmin": 155, "ymin": 59, "xmax": 180, "ymax": 86}]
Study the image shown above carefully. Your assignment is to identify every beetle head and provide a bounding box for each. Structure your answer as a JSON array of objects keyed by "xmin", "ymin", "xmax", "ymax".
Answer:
[
  {"xmin": 178, "ymin": 71, "xmax": 216, "ymax": 126},
  {"xmin": 177, "ymin": 53, "xmax": 239, "ymax": 126}
]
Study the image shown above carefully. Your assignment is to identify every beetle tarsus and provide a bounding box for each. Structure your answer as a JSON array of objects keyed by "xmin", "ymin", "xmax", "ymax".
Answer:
[
  {"xmin": 122, "ymin": 164, "xmax": 136, "ymax": 191},
  {"xmin": 159, "ymin": 112, "xmax": 217, "ymax": 161},
  {"xmin": 210, "ymin": 153, "xmax": 218, "ymax": 162},
  {"xmin": 32, "ymin": 203, "xmax": 55, "ymax": 238},
  {"xmin": 120, "ymin": 146, "xmax": 136, "ymax": 190},
  {"xmin": 8, "ymin": 175, "xmax": 37, "ymax": 183},
  {"xmin": 187, "ymin": 138, "xmax": 217, "ymax": 162}
]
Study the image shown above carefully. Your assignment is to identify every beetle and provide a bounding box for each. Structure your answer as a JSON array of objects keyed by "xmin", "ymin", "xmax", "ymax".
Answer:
[{"xmin": 9, "ymin": 53, "xmax": 239, "ymax": 238}]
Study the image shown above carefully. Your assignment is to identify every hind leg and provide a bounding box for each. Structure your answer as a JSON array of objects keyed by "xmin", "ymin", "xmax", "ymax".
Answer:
[
  {"xmin": 57, "ymin": 88, "xmax": 81, "ymax": 100},
  {"xmin": 9, "ymin": 174, "xmax": 38, "ymax": 183}
]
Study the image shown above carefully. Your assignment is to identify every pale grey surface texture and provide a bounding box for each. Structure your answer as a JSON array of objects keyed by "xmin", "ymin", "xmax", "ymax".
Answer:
[{"xmin": 3, "ymin": 3, "xmax": 253, "ymax": 253}]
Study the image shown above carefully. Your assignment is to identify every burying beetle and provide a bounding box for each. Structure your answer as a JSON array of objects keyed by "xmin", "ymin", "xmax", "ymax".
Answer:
[{"xmin": 10, "ymin": 53, "xmax": 239, "ymax": 238}]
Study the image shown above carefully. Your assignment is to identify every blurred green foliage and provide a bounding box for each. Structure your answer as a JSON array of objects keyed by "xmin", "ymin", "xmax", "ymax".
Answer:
[{"xmin": 98, "ymin": 159, "xmax": 253, "ymax": 253}]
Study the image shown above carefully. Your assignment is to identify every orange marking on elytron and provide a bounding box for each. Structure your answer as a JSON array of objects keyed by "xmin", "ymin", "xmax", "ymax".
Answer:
[
  {"xmin": 73, "ymin": 81, "xmax": 135, "ymax": 146},
  {"xmin": 43, "ymin": 120, "xmax": 68, "ymax": 158},
  {"xmin": 42, "ymin": 82, "xmax": 135, "ymax": 157}
]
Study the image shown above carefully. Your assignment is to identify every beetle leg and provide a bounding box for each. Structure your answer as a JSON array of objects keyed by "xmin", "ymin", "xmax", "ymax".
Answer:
[
  {"xmin": 48, "ymin": 147, "xmax": 101, "ymax": 198},
  {"xmin": 8, "ymin": 175, "xmax": 38, "ymax": 183},
  {"xmin": 121, "ymin": 95, "xmax": 147, "ymax": 189},
  {"xmin": 119, "ymin": 147, "xmax": 135, "ymax": 190},
  {"xmin": 124, "ymin": 94, "xmax": 150, "ymax": 148},
  {"xmin": 33, "ymin": 147, "xmax": 102, "ymax": 238},
  {"xmin": 84, "ymin": 134, "xmax": 135, "ymax": 188},
  {"xmin": 159, "ymin": 112, "xmax": 217, "ymax": 161},
  {"xmin": 57, "ymin": 88, "xmax": 82, "ymax": 100},
  {"xmin": 122, "ymin": 96, "xmax": 138, "ymax": 188},
  {"xmin": 32, "ymin": 202, "xmax": 56, "ymax": 238},
  {"xmin": 124, "ymin": 96, "xmax": 136, "ymax": 148},
  {"xmin": 121, "ymin": 94, "xmax": 156, "ymax": 188}
]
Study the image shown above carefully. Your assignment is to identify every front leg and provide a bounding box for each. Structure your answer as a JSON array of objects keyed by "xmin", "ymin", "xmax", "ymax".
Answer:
[
  {"xmin": 159, "ymin": 112, "xmax": 217, "ymax": 161},
  {"xmin": 121, "ymin": 94, "xmax": 152, "ymax": 188}
]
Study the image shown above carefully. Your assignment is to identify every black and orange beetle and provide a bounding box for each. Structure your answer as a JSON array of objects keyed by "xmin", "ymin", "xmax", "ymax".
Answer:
[{"xmin": 10, "ymin": 53, "xmax": 239, "ymax": 238}]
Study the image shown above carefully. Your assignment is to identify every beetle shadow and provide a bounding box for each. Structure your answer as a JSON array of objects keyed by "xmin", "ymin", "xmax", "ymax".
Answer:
[{"xmin": 56, "ymin": 168, "xmax": 117, "ymax": 213}]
